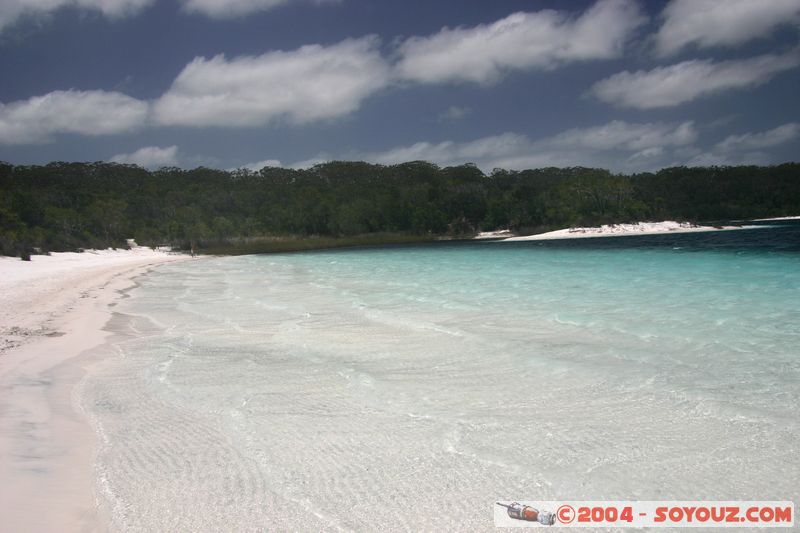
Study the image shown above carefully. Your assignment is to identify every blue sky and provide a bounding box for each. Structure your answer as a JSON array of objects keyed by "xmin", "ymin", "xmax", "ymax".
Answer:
[{"xmin": 0, "ymin": 0, "xmax": 798, "ymax": 172}]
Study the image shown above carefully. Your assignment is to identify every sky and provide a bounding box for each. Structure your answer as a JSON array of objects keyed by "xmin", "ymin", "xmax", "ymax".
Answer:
[{"xmin": 0, "ymin": 0, "xmax": 799, "ymax": 173}]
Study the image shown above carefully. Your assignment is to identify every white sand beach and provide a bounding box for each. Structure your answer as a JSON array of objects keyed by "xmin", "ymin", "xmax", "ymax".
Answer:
[
  {"xmin": 752, "ymin": 215, "xmax": 800, "ymax": 221},
  {"xmin": 473, "ymin": 229, "xmax": 514, "ymax": 239},
  {"xmin": 501, "ymin": 220, "xmax": 758, "ymax": 241},
  {"xmin": 0, "ymin": 248, "xmax": 187, "ymax": 532}
]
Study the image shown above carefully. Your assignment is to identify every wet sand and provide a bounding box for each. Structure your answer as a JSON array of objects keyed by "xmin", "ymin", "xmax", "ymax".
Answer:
[{"xmin": 0, "ymin": 250, "xmax": 187, "ymax": 532}]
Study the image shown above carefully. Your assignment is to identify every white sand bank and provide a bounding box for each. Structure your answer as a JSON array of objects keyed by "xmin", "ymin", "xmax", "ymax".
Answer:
[
  {"xmin": 751, "ymin": 215, "xmax": 800, "ymax": 221},
  {"xmin": 473, "ymin": 229, "xmax": 513, "ymax": 239},
  {"xmin": 501, "ymin": 220, "xmax": 758, "ymax": 242},
  {"xmin": 0, "ymin": 248, "xmax": 188, "ymax": 532}
]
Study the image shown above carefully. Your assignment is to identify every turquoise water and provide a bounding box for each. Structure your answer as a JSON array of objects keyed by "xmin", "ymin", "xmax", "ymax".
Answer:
[{"xmin": 81, "ymin": 223, "xmax": 800, "ymax": 531}]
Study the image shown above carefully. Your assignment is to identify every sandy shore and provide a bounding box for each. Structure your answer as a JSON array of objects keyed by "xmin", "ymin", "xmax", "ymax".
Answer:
[
  {"xmin": 500, "ymin": 220, "xmax": 760, "ymax": 241},
  {"xmin": 0, "ymin": 249, "xmax": 188, "ymax": 533},
  {"xmin": 473, "ymin": 229, "xmax": 513, "ymax": 239},
  {"xmin": 751, "ymin": 215, "xmax": 800, "ymax": 221}
]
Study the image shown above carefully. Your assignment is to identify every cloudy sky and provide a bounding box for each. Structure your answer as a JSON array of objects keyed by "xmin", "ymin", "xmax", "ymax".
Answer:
[{"xmin": 1, "ymin": 0, "xmax": 798, "ymax": 172}]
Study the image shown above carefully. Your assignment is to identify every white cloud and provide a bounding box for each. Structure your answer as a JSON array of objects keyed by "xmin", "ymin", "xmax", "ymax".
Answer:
[
  {"xmin": 295, "ymin": 122, "xmax": 798, "ymax": 171},
  {"xmin": 181, "ymin": 0, "xmax": 287, "ymax": 17},
  {"xmin": 328, "ymin": 120, "xmax": 696, "ymax": 173},
  {"xmin": 290, "ymin": 155, "xmax": 330, "ymax": 169},
  {"xmin": 546, "ymin": 120, "xmax": 697, "ymax": 151},
  {"xmin": 591, "ymin": 48, "xmax": 800, "ymax": 109},
  {"xmin": 687, "ymin": 123, "xmax": 799, "ymax": 166},
  {"xmin": 73, "ymin": 0, "xmax": 153, "ymax": 16},
  {"xmin": 152, "ymin": 36, "xmax": 390, "ymax": 127},
  {"xmin": 111, "ymin": 145, "xmax": 179, "ymax": 168},
  {"xmin": 232, "ymin": 158, "xmax": 283, "ymax": 171},
  {"xmin": 395, "ymin": 0, "xmax": 645, "ymax": 84},
  {"xmin": 0, "ymin": 0, "xmax": 154, "ymax": 30},
  {"xmin": 180, "ymin": 0, "xmax": 337, "ymax": 18},
  {"xmin": 439, "ymin": 106, "xmax": 470, "ymax": 122},
  {"xmin": 0, "ymin": 0, "xmax": 339, "ymax": 29},
  {"xmin": 655, "ymin": 0, "xmax": 800, "ymax": 57},
  {"xmin": 627, "ymin": 146, "xmax": 665, "ymax": 162},
  {"xmin": 716, "ymin": 122, "xmax": 799, "ymax": 152},
  {"xmin": 1, "ymin": 38, "xmax": 388, "ymax": 143},
  {"xmin": 0, "ymin": 89, "xmax": 149, "ymax": 144}
]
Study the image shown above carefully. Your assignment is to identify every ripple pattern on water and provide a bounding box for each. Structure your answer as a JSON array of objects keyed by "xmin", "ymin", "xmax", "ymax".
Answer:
[{"xmin": 81, "ymin": 236, "xmax": 800, "ymax": 531}]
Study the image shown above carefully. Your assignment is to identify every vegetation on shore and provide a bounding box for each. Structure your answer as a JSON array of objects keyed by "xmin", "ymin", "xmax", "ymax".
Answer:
[
  {"xmin": 1, "ymin": 160, "xmax": 798, "ymax": 257},
  {"xmin": 199, "ymin": 233, "xmax": 446, "ymax": 255}
]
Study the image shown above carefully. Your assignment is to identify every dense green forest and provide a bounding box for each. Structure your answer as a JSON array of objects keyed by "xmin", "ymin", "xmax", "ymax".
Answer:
[{"xmin": 1, "ymin": 160, "xmax": 798, "ymax": 257}]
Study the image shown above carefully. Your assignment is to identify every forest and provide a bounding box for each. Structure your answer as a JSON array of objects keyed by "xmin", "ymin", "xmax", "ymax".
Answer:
[{"xmin": 1, "ymin": 160, "xmax": 798, "ymax": 257}]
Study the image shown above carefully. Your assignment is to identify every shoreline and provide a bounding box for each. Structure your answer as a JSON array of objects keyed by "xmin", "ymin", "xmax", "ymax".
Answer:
[
  {"xmin": 499, "ymin": 220, "xmax": 765, "ymax": 242},
  {"xmin": 0, "ymin": 249, "xmax": 188, "ymax": 532},
  {"xmin": 751, "ymin": 215, "xmax": 800, "ymax": 221}
]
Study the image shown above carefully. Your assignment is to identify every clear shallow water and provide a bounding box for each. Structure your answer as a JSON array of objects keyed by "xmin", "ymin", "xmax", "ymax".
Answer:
[{"xmin": 81, "ymin": 223, "xmax": 800, "ymax": 531}]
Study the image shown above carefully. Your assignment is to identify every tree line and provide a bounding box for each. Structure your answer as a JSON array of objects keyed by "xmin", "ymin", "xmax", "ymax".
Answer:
[{"xmin": 1, "ymin": 160, "xmax": 798, "ymax": 257}]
